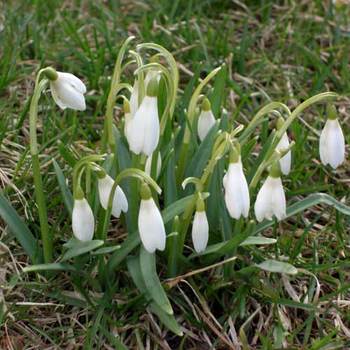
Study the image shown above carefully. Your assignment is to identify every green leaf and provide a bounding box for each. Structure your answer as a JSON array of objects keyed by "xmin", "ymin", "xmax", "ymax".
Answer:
[
  {"xmin": 239, "ymin": 236, "xmax": 277, "ymax": 246},
  {"xmin": 61, "ymin": 239, "xmax": 104, "ymax": 261},
  {"xmin": 107, "ymin": 195, "xmax": 195, "ymax": 271},
  {"xmin": 256, "ymin": 260, "xmax": 298, "ymax": 275},
  {"xmin": 23, "ymin": 263, "xmax": 77, "ymax": 273},
  {"xmin": 127, "ymin": 255, "xmax": 182, "ymax": 336},
  {"xmin": 209, "ymin": 64, "xmax": 227, "ymax": 116},
  {"xmin": 91, "ymin": 245, "xmax": 121, "ymax": 255},
  {"xmin": 139, "ymin": 247, "xmax": 173, "ymax": 315},
  {"xmin": 0, "ymin": 191, "xmax": 40, "ymax": 263},
  {"xmin": 53, "ymin": 159, "xmax": 73, "ymax": 215}
]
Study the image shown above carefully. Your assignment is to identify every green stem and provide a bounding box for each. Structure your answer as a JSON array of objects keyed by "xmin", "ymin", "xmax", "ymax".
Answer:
[
  {"xmin": 248, "ymin": 92, "xmax": 338, "ymax": 189},
  {"xmin": 104, "ymin": 36, "xmax": 135, "ymax": 151},
  {"xmin": 29, "ymin": 77, "xmax": 52, "ymax": 263}
]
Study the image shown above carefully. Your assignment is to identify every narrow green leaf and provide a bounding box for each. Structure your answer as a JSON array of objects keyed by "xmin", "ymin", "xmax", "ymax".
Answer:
[
  {"xmin": 139, "ymin": 247, "xmax": 173, "ymax": 315},
  {"xmin": 61, "ymin": 239, "xmax": 104, "ymax": 261},
  {"xmin": 53, "ymin": 159, "xmax": 73, "ymax": 215},
  {"xmin": 23, "ymin": 263, "xmax": 77, "ymax": 273},
  {"xmin": 257, "ymin": 260, "xmax": 298, "ymax": 275},
  {"xmin": 0, "ymin": 191, "xmax": 40, "ymax": 263},
  {"xmin": 127, "ymin": 255, "xmax": 182, "ymax": 335},
  {"xmin": 239, "ymin": 236, "xmax": 277, "ymax": 246}
]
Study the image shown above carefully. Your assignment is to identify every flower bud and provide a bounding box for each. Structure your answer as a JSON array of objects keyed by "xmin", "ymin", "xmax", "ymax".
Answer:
[
  {"xmin": 72, "ymin": 195, "xmax": 94, "ymax": 241},
  {"xmin": 138, "ymin": 184, "xmax": 166, "ymax": 253},
  {"xmin": 197, "ymin": 98, "xmax": 216, "ymax": 142},
  {"xmin": 49, "ymin": 71, "xmax": 86, "ymax": 111},
  {"xmin": 319, "ymin": 105, "xmax": 345, "ymax": 169},
  {"xmin": 223, "ymin": 152, "xmax": 250, "ymax": 219},
  {"xmin": 191, "ymin": 198, "xmax": 209, "ymax": 253}
]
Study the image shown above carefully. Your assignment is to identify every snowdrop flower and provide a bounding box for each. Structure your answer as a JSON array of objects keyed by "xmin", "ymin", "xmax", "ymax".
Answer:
[
  {"xmin": 123, "ymin": 99, "xmax": 133, "ymax": 144},
  {"xmin": 138, "ymin": 183, "xmax": 166, "ymax": 253},
  {"xmin": 223, "ymin": 146, "xmax": 250, "ymax": 219},
  {"xmin": 45, "ymin": 68, "xmax": 86, "ymax": 111},
  {"xmin": 127, "ymin": 77, "xmax": 160, "ymax": 156},
  {"xmin": 72, "ymin": 189, "xmax": 94, "ymax": 241},
  {"xmin": 275, "ymin": 119, "xmax": 292, "ymax": 176},
  {"xmin": 197, "ymin": 98, "xmax": 216, "ymax": 142},
  {"xmin": 97, "ymin": 173, "xmax": 128, "ymax": 218},
  {"xmin": 145, "ymin": 152, "xmax": 162, "ymax": 178},
  {"xmin": 144, "ymin": 70, "xmax": 161, "ymax": 87},
  {"xmin": 319, "ymin": 105, "xmax": 345, "ymax": 169},
  {"xmin": 191, "ymin": 197, "xmax": 209, "ymax": 253},
  {"xmin": 130, "ymin": 79, "xmax": 139, "ymax": 116},
  {"xmin": 254, "ymin": 162, "xmax": 286, "ymax": 222}
]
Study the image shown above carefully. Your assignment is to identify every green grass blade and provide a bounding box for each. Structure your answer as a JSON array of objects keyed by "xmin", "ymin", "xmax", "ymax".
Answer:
[{"xmin": 0, "ymin": 191, "xmax": 40, "ymax": 263}]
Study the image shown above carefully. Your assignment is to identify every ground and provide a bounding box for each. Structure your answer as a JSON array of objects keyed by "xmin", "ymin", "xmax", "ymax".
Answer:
[{"xmin": 0, "ymin": 1, "xmax": 350, "ymax": 349}]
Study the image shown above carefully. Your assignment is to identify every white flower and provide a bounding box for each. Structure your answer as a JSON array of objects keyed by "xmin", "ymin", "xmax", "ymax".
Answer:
[
  {"xmin": 127, "ymin": 80, "xmax": 159, "ymax": 156},
  {"xmin": 223, "ymin": 161, "xmax": 250, "ymax": 219},
  {"xmin": 124, "ymin": 111, "xmax": 132, "ymax": 145},
  {"xmin": 145, "ymin": 153, "xmax": 162, "ymax": 178},
  {"xmin": 72, "ymin": 198, "xmax": 94, "ymax": 241},
  {"xmin": 50, "ymin": 72, "xmax": 86, "ymax": 111},
  {"xmin": 276, "ymin": 132, "xmax": 291, "ymax": 175},
  {"xmin": 319, "ymin": 118, "xmax": 345, "ymax": 169},
  {"xmin": 192, "ymin": 210, "xmax": 209, "ymax": 253},
  {"xmin": 138, "ymin": 197, "xmax": 166, "ymax": 253},
  {"xmin": 98, "ymin": 174, "xmax": 128, "ymax": 218},
  {"xmin": 254, "ymin": 176, "xmax": 286, "ymax": 222},
  {"xmin": 197, "ymin": 109, "xmax": 216, "ymax": 141},
  {"xmin": 130, "ymin": 79, "xmax": 139, "ymax": 116}
]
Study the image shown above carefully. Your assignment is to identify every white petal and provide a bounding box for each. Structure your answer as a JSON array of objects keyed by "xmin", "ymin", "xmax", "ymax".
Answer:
[
  {"xmin": 254, "ymin": 176, "xmax": 275, "ymax": 222},
  {"xmin": 112, "ymin": 186, "xmax": 128, "ymax": 217},
  {"xmin": 270, "ymin": 177, "xmax": 286, "ymax": 221},
  {"xmin": 50, "ymin": 79, "xmax": 86, "ymax": 111},
  {"xmin": 144, "ymin": 71, "xmax": 161, "ymax": 87},
  {"xmin": 224, "ymin": 162, "xmax": 250, "ymax": 219},
  {"xmin": 142, "ymin": 97, "xmax": 160, "ymax": 156},
  {"xmin": 138, "ymin": 198, "xmax": 166, "ymax": 253},
  {"xmin": 145, "ymin": 153, "xmax": 162, "ymax": 178},
  {"xmin": 124, "ymin": 113, "xmax": 133, "ymax": 143},
  {"xmin": 72, "ymin": 198, "xmax": 94, "ymax": 241},
  {"xmin": 197, "ymin": 110, "xmax": 216, "ymax": 141},
  {"xmin": 320, "ymin": 119, "xmax": 345, "ymax": 169},
  {"xmin": 130, "ymin": 80, "xmax": 139, "ymax": 116},
  {"xmin": 50, "ymin": 81, "xmax": 67, "ymax": 110},
  {"xmin": 192, "ymin": 211, "xmax": 209, "ymax": 253},
  {"xmin": 127, "ymin": 114, "xmax": 145, "ymax": 155},
  {"xmin": 98, "ymin": 175, "xmax": 128, "ymax": 218},
  {"xmin": 277, "ymin": 132, "xmax": 291, "ymax": 175},
  {"xmin": 57, "ymin": 72, "xmax": 86, "ymax": 93}
]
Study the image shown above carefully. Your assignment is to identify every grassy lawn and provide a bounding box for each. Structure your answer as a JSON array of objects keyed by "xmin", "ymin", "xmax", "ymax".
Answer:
[{"xmin": 0, "ymin": 1, "xmax": 350, "ymax": 349}]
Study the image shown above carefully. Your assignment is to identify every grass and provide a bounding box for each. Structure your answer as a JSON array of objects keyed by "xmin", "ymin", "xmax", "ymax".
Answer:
[{"xmin": 0, "ymin": 0, "xmax": 350, "ymax": 348}]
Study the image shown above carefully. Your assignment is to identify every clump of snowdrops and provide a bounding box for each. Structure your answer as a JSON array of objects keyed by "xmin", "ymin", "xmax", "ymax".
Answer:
[{"xmin": 23, "ymin": 37, "xmax": 347, "ymax": 335}]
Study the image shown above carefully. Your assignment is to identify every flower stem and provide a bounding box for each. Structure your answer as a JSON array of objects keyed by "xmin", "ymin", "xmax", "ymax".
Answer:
[{"xmin": 29, "ymin": 76, "xmax": 52, "ymax": 263}]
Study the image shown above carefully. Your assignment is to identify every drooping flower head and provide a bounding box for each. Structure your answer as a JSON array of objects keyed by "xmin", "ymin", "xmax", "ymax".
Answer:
[
  {"xmin": 254, "ymin": 161, "xmax": 286, "ymax": 222},
  {"xmin": 72, "ymin": 187, "xmax": 94, "ymax": 241},
  {"xmin": 138, "ymin": 183, "xmax": 166, "ymax": 253},
  {"xmin": 223, "ymin": 143, "xmax": 250, "ymax": 219},
  {"xmin": 44, "ymin": 68, "xmax": 86, "ymax": 111},
  {"xmin": 319, "ymin": 104, "xmax": 345, "ymax": 169},
  {"xmin": 127, "ymin": 77, "xmax": 160, "ymax": 156},
  {"xmin": 197, "ymin": 97, "xmax": 216, "ymax": 142},
  {"xmin": 97, "ymin": 172, "xmax": 128, "ymax": 218},
  {"xmin": 276, "ymin": 117, "xmax": 291, "ymax": 175},
  {"xmin": 191, "ymin": 196, "xmax": 209, "ymax": 253}
]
